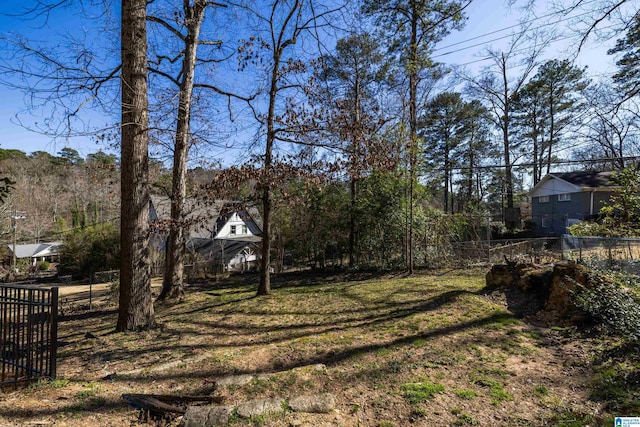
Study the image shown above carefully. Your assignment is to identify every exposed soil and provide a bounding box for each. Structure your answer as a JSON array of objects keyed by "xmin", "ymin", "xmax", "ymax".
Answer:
[{"xmin": 0, "ymin": 269, "xmax": 627, "ymax": 426}]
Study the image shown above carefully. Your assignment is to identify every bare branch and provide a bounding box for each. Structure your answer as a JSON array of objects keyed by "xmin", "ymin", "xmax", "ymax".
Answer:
[
  {"xmin": 147, "ymin": 15, "xmax": 186, "ymax": 42},
  {"xmin": 148, "ymin": 67, "xmax": 180, "ymax": 86},
  {"xmin": 577, "ymin": 0, "xmax": 629, "ymax": 50}
]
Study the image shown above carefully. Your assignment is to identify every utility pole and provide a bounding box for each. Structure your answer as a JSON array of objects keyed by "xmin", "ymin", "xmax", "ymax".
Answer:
[{"xmin": 11, "ymin": 210, "xmax": 26, "ymax": 272}]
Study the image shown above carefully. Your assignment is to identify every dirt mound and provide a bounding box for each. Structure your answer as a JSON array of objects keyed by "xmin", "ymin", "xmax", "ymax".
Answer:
[{"xmin": 485, "ymin": 260, "xmax": 593, "ymax": 322}]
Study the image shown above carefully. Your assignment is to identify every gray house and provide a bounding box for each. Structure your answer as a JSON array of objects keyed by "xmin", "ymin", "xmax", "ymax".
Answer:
[{"xmin": 529, "ymin": 171, "xmax": 617, "ymax": 236}]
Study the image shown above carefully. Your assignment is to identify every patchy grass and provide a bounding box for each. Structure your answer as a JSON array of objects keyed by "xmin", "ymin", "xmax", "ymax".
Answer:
[
  {"xmin": 400, "ymin": 378, "xmax": 445, "ymax": 403},
  {"xmin": 454, "ymin": 389, "xmax": 478, "ymax": 400},
  {"xmin": 0, "ymin": 268, "xmax": 631, "ymax": 426}
]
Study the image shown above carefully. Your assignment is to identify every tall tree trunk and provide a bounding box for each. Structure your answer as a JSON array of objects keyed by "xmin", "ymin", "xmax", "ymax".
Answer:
[
  {"xmin": 117, "ymin": 0, "xmax": 155, "ymax": 331},
  {"xmin": 546, "ymin": 83, "xmax": 555, "ymax": 175},
  {"xmin": 349, "ymin": 177, "xmax": 357, "ymax": 268},
  {"xmin": 349, "ymin": 75, "xmax": 362, "ymax": 269},
  {"xmin": 466, "ymin": 126, "xmax": 476, "ymax": 202},
  {"xmin": 407, "ymin": 4, "xmax": 418, "ymax": 274},
  {"xmin": 258, "ymin": 182, "xmax": 271, "ymax": 295},
  {"xmin": 444, "ymin": 142, "xmax": 450, "ymax": 213},
  {"xmin": 502, "ymin": 54, "xmax": 514, "ymax": 211},
  {"xmin": 158, "ymin": 1, "xmax": 206, "ymax": 302},
  {"xmin": 257, "ymin": 49, "xmax": 280, "ymax": 296},
  {"xmin": 533, "ymin": 134, "xmax": 539, "ymax": 185}
]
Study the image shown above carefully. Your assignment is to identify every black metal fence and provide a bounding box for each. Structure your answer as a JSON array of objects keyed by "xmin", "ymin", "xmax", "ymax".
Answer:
[{"xmin": 1, "ymin": 285, "xmax": 58, "ymax": 389}]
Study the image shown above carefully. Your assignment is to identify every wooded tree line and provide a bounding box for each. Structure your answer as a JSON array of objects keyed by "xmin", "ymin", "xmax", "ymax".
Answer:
[
  {"xmin": 0, "ymin": 148, "xmax": 120, "ymax": 243},
  {"xmin": 0, "ymin": 0, "xmax": 638, "ymax": 330}
]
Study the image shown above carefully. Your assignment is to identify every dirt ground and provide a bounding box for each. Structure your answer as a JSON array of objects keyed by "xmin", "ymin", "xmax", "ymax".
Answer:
[
  {"xmin": 0, "ymin": 270, "xmax": 633, "ymax": 426},
  {"xmin": 55, "ymin": 278, "xmax": 163, "ymax": 309}
]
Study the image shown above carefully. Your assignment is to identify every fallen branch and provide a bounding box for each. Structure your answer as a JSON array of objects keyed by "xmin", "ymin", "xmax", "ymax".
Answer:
[{"xmin": 122, "ymin": 393, "xmax": 224, "ymax": 416}]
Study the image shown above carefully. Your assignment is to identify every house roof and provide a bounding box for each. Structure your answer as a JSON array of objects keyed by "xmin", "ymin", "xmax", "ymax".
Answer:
[
  {"xmin": 7, "ymin": 242, "xmax": 63, "ymax": 259},
  {"xmin": 530, "ymin": 170, "xmax": 619, "ymax": 197},
  {"xmin": 150, "ymin": 195, "xmax": 263, "ymax": 239},
  {"xmin": 186, "ymin": 237, "xmax": 259, "ymax": 263},
  {"xmin": 548, "ymin": 171, "xmax": 617, "ymax": 188}
]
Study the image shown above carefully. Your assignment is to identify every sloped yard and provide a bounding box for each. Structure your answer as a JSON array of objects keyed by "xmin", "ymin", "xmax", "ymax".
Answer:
[{"xmin": 0, "ymin": 269, "xmax": 633, "ymax": 426}]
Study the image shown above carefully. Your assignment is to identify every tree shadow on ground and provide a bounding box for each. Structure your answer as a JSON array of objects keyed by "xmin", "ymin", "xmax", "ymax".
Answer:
[
  {"xmin": 108, "ymin": 310, "xmax": 516, "ymax": 388},
  {"xmin": 0, "ymin": 395, "xmax": 131, "ymax": 421},
  {"xmin": 96, "ymin": 285, "xmax": 513, "ymax": 385},
  {"xmin": 56, "ymin": 267, "xmax": 495, "ymax": 365}
]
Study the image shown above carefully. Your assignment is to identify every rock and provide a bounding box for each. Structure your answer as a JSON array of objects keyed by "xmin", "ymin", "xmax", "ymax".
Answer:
[
  {"xmin": 235, "ymin": 398, "xmax": 285, "ymax": 418},
  {"xmin": 288, "ymin": 393, "xmax": 336, "ymax": 413},
  {"xmin": 291, "ymin": 363, "xmax": 326, "ymax": 372},
  {"xmin": 181, "ymin": 405, "xmax": 234, "ymax": 427},
  {"xmin": 215, "ymin": 374, "xmax": 254, "ymax": 388}
]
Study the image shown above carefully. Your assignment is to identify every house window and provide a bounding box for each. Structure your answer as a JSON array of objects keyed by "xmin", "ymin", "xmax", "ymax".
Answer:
[
  {"xmin": 541, "ymin": 217, "xmax": 549, "ymax": 228},
  {"xmin": 538, "ymin": 195, "xmax": 549, "ymax": 203},
  {"xmin": 230, "ymin": 225, "xmax": 237, "ymax": 235},
  {"xmin": 558, "ymin": 193, "xmax": 571, "ymax": 202},
  {"xmin": 242, "ymin": 225, "xmax": 248, "ymax": 234}
]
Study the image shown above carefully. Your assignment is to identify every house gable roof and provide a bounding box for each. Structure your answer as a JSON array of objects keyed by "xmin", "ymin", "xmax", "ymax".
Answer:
[
  {"xmin": 550, "ymin": 171, "xmax": 617, "ymax": 188},
  {"xmin": 187, "ymin": 237, "xmax": 260, "ymax": 263},
  {"xmin": 530, "ymin": 171, "xmax": 618, "ymax": 197},
  {"xmin": 150, "ymin": 195, "xmax": 262, "ymax": 239},
  {"xmin": 7, "ymin": 242, "xmax": 63, "ymax": 259}
]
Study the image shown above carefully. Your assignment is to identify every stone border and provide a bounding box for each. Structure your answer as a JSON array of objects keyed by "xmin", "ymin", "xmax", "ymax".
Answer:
[{"xmin": 182, "ymin": 393, "xmax": 336, "ymax": 426}]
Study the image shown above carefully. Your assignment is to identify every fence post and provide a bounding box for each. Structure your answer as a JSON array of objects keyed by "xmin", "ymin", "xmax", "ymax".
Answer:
[
  {"xmin": 49, "ymin": 287, "xmax": 58, "ymax": 379},
  {"xmin": 26, "ymin": 288, "xmax": 34, "ymax": 382},
  {"xmin": 579, "ymin": 237, "xmax": 583, "ymax": 262},
  {"xmin": 89, "ymin": 271, "xmax": 93, "ymax": 311}
]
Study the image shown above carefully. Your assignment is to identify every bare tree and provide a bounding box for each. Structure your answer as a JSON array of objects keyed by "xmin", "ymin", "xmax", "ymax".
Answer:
[
  {"xmin": 232, "ymin": 0, "xmax": 342, "ymax": 296},
  {"xmin": 461, "ymin": 31, "xmax": 545, "ymax": 229},
  {"xmin": 574, "ymin": 83, "xmax": 640, "ymax": 170},
  {"xmin": 0, "ymin": 2, "xmax": 121, "ymax": 141},
  {"xmin": 554, "ymin": 0, "xmax": 638, "ymax": 51},
  {"xmin": 148, "ymin": 0, "xmax": 221, "ymax": 302},
  {"xmin": 146, "ymin": 0, "xmax": 262, "ymax": 301}
]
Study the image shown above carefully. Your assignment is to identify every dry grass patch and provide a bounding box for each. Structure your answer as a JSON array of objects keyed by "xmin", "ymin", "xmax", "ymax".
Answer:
[{"xmin": 0, "ymin": 268, "xmax": 621, "ymax": 426}]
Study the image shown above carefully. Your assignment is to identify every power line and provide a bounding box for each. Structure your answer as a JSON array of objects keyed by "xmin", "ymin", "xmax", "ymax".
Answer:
[
  {"xmin": 432, "ymin": 155, "xmax": 640, "ymax": 173},
  {"xmin": 449, "ymin": 23, "xmax": 617, "ymax": 68},
  {"xmin": 433, "ymin": 0, "xmax": 603, "ymax": 54},
  {"xmin": 433, "ymin": 10, "xmax": 595, "ymax": 59}
]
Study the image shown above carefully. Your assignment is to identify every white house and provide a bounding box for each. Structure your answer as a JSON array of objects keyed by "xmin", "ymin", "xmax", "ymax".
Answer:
[
  {"xmin": 150, "ymin": 196, "xmax": 262, "ymax": 271},
  {"xmin": 215, "ymin": 211, "xmax": 263, "ymax": 239},
  {"xmin": 6, "ymin": 242, "xmax": 62, "ymax": 266}
]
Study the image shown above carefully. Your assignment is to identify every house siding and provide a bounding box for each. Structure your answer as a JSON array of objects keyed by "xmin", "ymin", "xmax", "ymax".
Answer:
[
  {"xmin": 531, "ymin": 191, "xmax": 612, "ymax": 236},
  {"xmin": 216, "ymin": 212, "xmax": 261, "ymax": 238}
]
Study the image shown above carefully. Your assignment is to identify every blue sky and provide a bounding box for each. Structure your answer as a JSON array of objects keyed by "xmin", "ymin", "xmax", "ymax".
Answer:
[
  {"xmin": 0, "ymin": 0, "xmax": 626, "ymax": 160},
  {"xmin": 436, "ymin": 0, "xmax": 619, "ymax": 76},
  {"xmin": 0, "ymin": 2, "xmax": 119, "ymax": 158}
]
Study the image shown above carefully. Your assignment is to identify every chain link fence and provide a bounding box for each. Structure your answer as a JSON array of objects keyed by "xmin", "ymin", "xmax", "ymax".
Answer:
[
  {"xmin": 562, "ymin": 235, "xmax": 640, "ymax": 274},
  {"xmin": 448, "ymin": 237, "xmax": 561, "ymax": 265}
]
